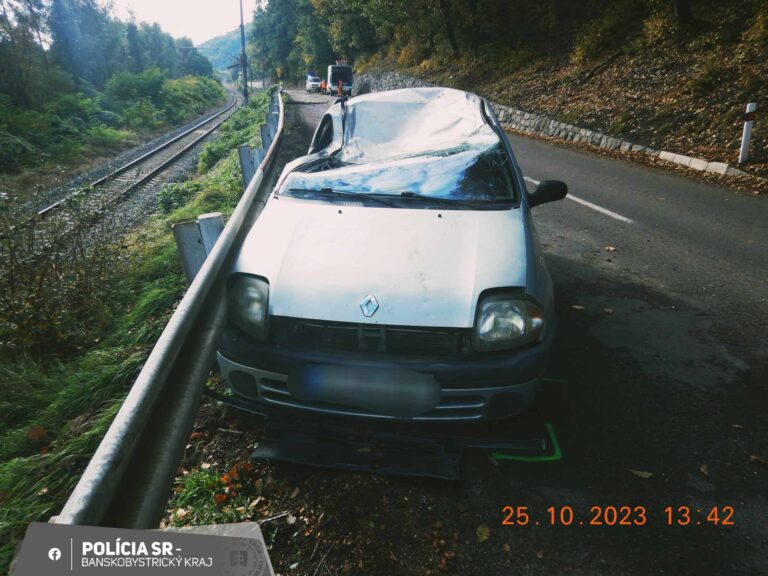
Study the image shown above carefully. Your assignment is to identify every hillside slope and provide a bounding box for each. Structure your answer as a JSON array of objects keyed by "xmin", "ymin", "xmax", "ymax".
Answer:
[
  {"xmin": 199, "ymin": 29, "xmax": 242, "ymax": 73},
  {"xmin": 372, "ymin": 7, "xmax": 768, "ymax": 178}
]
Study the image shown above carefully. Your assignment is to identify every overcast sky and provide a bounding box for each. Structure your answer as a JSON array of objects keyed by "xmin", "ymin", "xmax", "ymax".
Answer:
[{"xmin": 107, "ymin": 0, "xmax": 259, "ymax": 45}]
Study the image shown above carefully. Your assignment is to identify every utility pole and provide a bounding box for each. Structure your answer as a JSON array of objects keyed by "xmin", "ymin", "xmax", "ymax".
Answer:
[{"xmin": 239, "ymin": 0, "xmax": 248, "ymax": 105}]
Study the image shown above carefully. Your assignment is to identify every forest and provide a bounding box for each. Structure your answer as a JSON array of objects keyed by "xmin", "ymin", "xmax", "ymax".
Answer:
[
  {"xmin": 249, "ymin": 0, "xmax": 767, "ymax": 171},
  {"xmin": 0, "ymin": 0, "xmax": 222, "ymax": 176},
  {"xmin": 249, "ymin": 0, "xmax": 766, "ymax": 82}
]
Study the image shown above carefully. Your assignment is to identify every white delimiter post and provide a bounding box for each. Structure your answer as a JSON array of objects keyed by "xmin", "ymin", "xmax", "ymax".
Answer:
[{"xmin": 739, "ymin": 102, "xmax": 757, "ymax": 164}]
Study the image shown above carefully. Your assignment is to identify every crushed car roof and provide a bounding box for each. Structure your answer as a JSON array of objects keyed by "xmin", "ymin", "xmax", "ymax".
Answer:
[{"xmin": 339, "ymin": 87, "xmax": 500, "ymax": 164}]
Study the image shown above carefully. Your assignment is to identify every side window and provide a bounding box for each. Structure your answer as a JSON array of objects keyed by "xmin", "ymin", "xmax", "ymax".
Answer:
[{"xmin": 309, "ymin": 115, "xmax": 334, "ymax": 154}]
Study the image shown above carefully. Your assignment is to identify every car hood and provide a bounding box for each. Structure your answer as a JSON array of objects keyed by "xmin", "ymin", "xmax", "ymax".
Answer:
[{"xmin": 233, "ymin": 198, "xmax": 530, "ymax": 328}]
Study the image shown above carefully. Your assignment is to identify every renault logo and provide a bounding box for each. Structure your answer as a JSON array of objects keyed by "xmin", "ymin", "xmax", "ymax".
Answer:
[{"xmin": 360, "ymin": 294, "xmax": 379, "ymax": 317}]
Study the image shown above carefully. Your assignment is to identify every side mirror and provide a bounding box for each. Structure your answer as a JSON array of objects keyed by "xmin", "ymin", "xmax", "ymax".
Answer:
[{"xmin": 528, "ymin": 180, "xmax": 568, "ymax": 208}]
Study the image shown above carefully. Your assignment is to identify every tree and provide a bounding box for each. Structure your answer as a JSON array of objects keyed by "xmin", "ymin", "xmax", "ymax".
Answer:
[
  {"xmin": 125, "ymin": 20, "xmax": 144, "ymax": 73},
  {"xmin": 177, "ymin": 37, "xmax": 214, "ymax": 77},
  {"xmin": 675, "ymin": 0, "xmax": 693, "ymax": 26}
]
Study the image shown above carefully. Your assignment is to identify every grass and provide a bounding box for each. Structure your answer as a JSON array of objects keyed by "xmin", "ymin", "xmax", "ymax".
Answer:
[
  {"xmin": 0, "ymin": 89, "xmax": 271, "ymax": 572},
  {"xmin": 166, "ymin": 462, "xmax": 263, "ymax": 527}
]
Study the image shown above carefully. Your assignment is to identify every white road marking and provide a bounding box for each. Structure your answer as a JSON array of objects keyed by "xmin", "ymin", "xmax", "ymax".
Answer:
[{"xmin": 523, "ymin": 176, "xmax": 635, "ymax": 224}]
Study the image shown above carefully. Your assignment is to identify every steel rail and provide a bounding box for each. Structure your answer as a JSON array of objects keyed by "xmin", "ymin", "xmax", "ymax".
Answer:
[
  {"xmin": 2, "ymin": 98, "xmax": 244, "ymax": 265},
  {"xmin": 96, "ymin": 106, "xmax": 241, "ymax": 213},
  {"xmin": 37, "ymin": 96, "xmax": 240, "ymax": 219},
  {"xmin": 54, "ymin": 88, "xmax": 284, "ymax": 528}
]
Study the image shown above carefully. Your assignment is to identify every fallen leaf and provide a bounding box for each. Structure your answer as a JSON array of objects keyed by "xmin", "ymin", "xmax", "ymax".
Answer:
[
  {"xmin": 26, "ymin": 426, "xmax": 47, "ymax": 441},
  {"xmin": 750, "ymin": 454, "xmax": 768, "ymax": 466},
  {"xmin": 699, "ymin": 464, "xmax": 709, "ymax": 476},
  {"xmin": 213, "ymin": 493, "xmax": 228, "ymax": 505},
  {"xmin": 502, "ymin": 543, "xmax": 511, "ymax": 554},
  {"xmin": 603, "ymin": 308, "xmax": 614, "ymax": 314},
  {"xmin": 536, "ymin": 550, "xmax": 545, "ymax": 559},
  {"xmin": 290, "ymin": 487, "xmax": 300, "ymax": 498},
  {"xmin": 476, "ymin": 524, "xmax": 491, "ymax": 542},
  {"xmin": 572, "ymin": 305, "xmax": 585, "ymax": 310},
  {"xmin": 605, "ymin": 246, "xmax": 616, "ymax": 252},
  {"xmin": 201, "ymin": 462, "xmax": 211, "ymax": 469},
  {"xmin": 629, "ymin": 469, "xmax": 653, "ymax": 479},
  {"xmin": 287, "ymin": 513, "xmax": 297, "ymax": 525},
  {"xmin": 37, "ymin": 487, "xmax": 49, "ymax": 496},
  {"xmin": 175, "ymin": 508, "xmax": 188, "ymax": 519}
]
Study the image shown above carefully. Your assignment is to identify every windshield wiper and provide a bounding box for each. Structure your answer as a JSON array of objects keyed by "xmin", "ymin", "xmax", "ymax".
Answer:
[
  {"xmin": 398, "ymin": 191, "xmax": 513, "ymax": 208},
  {"xmin": 286, "ymin": 187, "xmax": 399, "ymax": 207}
]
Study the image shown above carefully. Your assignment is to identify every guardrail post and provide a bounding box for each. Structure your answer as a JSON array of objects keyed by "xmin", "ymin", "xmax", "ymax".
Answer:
[
  {"xmin": 238, "ymin": 145, "xmax": 257, "ymax": 189},
  {"xmin": 260, "ymin": 124, "xmax": 272, "ymax": 150},
  {"xmin": 172, "ymin": 222, "xmax": 206, "ymax": 284},
  {"xmin": 238, "ymin": 146, "xmax": 267, "ymax": 190},
  {"xmin": 253, "ymin": 147, "xmax": 266, "ymax": 168},
  {"xmin": 172, "ymin": 213, "xmax": 225, "ymax": 284},
  {"xmin": 197, "ymin": 212, "xmax": 225, "ymax": 256}
]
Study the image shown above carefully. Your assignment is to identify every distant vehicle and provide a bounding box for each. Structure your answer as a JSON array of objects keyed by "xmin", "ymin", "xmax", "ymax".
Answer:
[
  {"xmin": 305, "ymin": 75, "xmax": 322, "ymax": 93},
  {"xmin": 217, "ymin": 87, "xmax": 568, "ymax": 423},
  {"xmin": 326, "ymin": 63, "xmax": 352, "ymax": 96}
]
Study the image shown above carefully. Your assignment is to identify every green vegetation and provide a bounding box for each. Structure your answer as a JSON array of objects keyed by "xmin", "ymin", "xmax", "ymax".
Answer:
[
  {"xmin": 248, "ymin": 1, "xmax": 764, "ymax": 81},
  {"xmin": 0, "ymin": 0, "xmax": 221, "ymax": 177},
  {"xmin": 166, "ymin": 462, "xmax": 262, "ymax": 527},
  {"xmin": 0, "ymin": 90, "xmax": 270, "ymax": 573},
  {"xmin": 249, "ymin": 1, "xmax": 767, "ymax": 170},
  {"xmin": 0, "ymin": 72, "xmax": 224, "ymax": 173}
]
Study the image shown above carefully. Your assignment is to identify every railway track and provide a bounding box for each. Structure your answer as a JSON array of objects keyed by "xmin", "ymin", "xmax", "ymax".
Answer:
[
  {"xmin": 0, "ymin": 93, "xmax": 243, "ymax": 252},
  {"xmin": 40, "ymin": 93, "xmax": 242, "ymax": 220}
]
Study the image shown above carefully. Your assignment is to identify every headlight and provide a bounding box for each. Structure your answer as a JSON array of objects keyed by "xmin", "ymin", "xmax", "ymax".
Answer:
[
  {"xmin": 473, "ymin": 294, "xmax": 544, "ymax": 351},
  {"xmin": 227, "ymin": 274, "xmax": 269, "ymax": 341}
]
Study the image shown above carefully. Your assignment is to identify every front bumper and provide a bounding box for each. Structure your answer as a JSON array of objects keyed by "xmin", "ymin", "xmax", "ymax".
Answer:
[{"xmin": 217, "ymin": 323, "xmax": 555, "ymax": 422}]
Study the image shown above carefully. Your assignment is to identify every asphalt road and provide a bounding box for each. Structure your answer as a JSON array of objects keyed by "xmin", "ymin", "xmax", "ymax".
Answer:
[{"xmin": 247, "ymin": 91, "xmax": 768, "ymax": 575}]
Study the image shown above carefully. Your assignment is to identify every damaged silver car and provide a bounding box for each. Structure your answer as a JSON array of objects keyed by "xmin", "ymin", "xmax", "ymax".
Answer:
[{"xmin": 217, "ymin": 87, "xmax": 567, "ymax": 422}]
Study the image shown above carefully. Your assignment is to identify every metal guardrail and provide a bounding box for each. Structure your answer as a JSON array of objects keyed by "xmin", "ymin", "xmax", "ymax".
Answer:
[{"xmin": 54, "ymin": 88, "xmax": 284, "ymax": 528}]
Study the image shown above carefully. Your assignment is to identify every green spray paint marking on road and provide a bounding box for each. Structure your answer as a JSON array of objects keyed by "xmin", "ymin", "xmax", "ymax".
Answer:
[{"xmin": 491, "ymin": 422, "xmax": 563, "ymax": 462}]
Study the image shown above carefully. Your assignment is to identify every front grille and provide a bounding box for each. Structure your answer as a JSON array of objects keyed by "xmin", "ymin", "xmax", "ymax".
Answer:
[{"xmin": 271, "ymin": 317, "xmax": 470, "ymax": 357}]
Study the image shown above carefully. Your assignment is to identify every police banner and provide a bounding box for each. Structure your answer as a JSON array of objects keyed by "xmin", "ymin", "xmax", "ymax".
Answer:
[{"xmin": 11, "ymin": 523, "xmax": 273, "ymax": 575}]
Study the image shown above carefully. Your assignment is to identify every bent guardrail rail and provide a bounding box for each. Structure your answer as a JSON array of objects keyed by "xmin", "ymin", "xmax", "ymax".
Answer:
[{"xmin": 54, "ymin": 88, "xmax": 284, "ymax": 529}]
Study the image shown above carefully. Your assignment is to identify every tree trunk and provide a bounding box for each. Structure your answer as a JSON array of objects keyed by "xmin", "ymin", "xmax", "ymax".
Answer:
[
  {"xmin": 468, "ymin": 0, "xmax": 480, "ymax": 54},
  {"xmin": 0, "ymin": 0, "xmax": 30, "ymax": 105},
  {"xmin": 675, "ymin": 0, "xmax": 694, "ymax": 25},
  {"xmin": 438, "ymin": 0, "xmax": 460, "ymax": 58}
]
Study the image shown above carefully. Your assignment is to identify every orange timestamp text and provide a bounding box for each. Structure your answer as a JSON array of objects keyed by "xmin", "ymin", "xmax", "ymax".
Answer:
[{"xmin": 501, "ymin": 505, "xmax": 735, "ymax": 527}]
